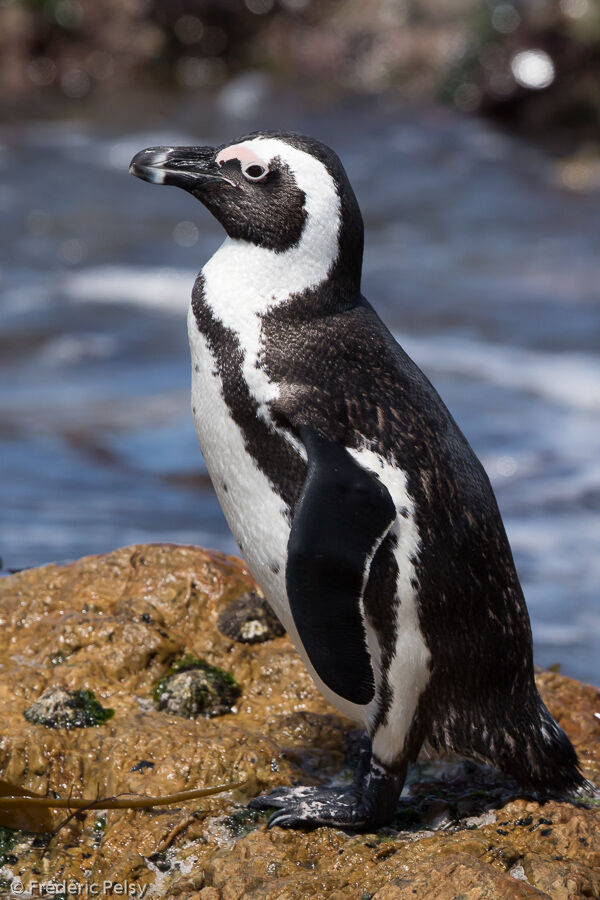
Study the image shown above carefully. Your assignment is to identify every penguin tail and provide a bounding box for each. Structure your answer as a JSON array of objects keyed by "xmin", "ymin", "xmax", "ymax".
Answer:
[{"xmin": 502, "ymin": 697, "xmax": 592, "ymax": 801}]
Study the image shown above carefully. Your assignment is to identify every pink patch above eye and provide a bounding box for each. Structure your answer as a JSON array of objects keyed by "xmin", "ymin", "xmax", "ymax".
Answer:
[{"xmin": 216, "ymin": 144, "xmax": 268, "ymax": 170}]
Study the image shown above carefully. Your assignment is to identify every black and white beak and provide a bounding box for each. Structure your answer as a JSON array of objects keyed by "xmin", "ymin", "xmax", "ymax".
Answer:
[{"xmin": 129, "ymin": 146, "xmax": 231, "ymax": 191}]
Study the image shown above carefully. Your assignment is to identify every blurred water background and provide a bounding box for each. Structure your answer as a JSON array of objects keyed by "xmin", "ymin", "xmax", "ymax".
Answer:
[{"xmin": 1, "ymin": 0, "xmax": 599, "ymax": 684}]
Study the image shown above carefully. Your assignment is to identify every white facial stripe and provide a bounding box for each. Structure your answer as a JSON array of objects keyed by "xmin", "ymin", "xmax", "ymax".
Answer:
[
  {"xmin": 201, "ymin": 137, "xmax": 341, "ymax": 442},
  {"xmin": 216, "ymin": 144, "xmax": 268, "ymax": 168}
]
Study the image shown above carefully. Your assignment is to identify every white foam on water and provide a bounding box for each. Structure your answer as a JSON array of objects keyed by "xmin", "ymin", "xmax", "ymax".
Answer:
[
  {"xmin": 40, "ymin": 334, "xmax": 118, "ymax": 365},
  {"xmin": 400, "ymin": 333, "xmax": 600, "ymax": 412},
  {"xmin": 507, "ymin": 512, "xmax": 600, "ymax": 574},
  {"xmin": 63, "ymin": 265, "xmax": 197, "ymax": 312},
  {"xmin": 533, "ymin": 622, "xmax": 599, "ymax": 646}
]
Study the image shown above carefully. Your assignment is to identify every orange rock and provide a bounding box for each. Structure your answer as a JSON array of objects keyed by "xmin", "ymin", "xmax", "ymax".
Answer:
[{"xmin": 0, "ymin": 543, "xmax": 597, "ymax": 898}]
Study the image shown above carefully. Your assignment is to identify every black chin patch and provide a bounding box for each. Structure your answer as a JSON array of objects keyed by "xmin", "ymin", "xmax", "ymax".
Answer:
[{"xmin": 200, "ymin": 158, "xmax": 307, "ymax": 253}]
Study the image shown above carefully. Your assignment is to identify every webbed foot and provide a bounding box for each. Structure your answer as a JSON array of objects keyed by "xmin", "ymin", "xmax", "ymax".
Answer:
[
  {"xmin": 249, "ymin": 784, "xmax": 373, "ymax": 829},
  {"xmin": 249, "ymin": 750, "xmax": 406, "ymax": 831}
]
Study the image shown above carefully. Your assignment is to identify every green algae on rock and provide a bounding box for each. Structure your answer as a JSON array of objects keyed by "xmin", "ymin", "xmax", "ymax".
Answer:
[
  {"xmin": 153, "ymin": 655, "xmax": 241, "ymax": 719},
  {"xmin": 221, "ymin": 806, "xmax": 262, "ymax": 838},
  {"xmin": 23, "ymin": 687, "xmax": 114, "ymax": 729}
]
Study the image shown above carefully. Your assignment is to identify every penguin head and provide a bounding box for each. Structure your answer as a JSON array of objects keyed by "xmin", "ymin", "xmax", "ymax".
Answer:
[{"xmin": 130, "ymin": 131, "xmax": 363, "ymax": 282}]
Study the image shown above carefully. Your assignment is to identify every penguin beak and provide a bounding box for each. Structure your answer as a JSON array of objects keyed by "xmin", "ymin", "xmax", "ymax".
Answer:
[{"xmin": 129, "ymin": 146, "xmax": 231, "ymax": 191}]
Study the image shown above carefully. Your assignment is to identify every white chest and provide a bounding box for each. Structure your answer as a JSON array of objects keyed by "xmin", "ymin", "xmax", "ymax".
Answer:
[{"xmin": 187, "ymin": 304, "xmax": 291, "ymax": 614}]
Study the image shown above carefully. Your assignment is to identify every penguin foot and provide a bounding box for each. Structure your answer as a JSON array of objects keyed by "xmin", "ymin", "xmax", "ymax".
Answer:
[
  {"xmin": 249, "ymin": 755, "xmax": 406, "ymax": 831},
  {"xmin": 249, "ymin": 784, "xmax": 372, "ymax": 830}
]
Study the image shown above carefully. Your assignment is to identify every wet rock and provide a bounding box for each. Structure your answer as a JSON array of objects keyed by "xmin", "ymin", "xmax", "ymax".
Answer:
[
  {"xmin": 154, "ymin": 657, "xmax": 241, "ymax": 719},
  {"xmin": 369, "ymin": 854, "xmax": 546, "ymax": 898},
  {"xmin": 217, "ymin": 590, "xmax": 285, "ymax": 644},
  {"xmin": 129, "ymin": 760, "xmax": 154, "ymax": 773},
  {"xmin": 23, "ymin": 687, "xmax": 114, "ymax": 729},
  {"xmin": 0, "ymin": 824, "xmax": 20, "ymax": 866},
  {"xmin": 0, "ymin": 544, "xmax": 597, "ymax": 896}
]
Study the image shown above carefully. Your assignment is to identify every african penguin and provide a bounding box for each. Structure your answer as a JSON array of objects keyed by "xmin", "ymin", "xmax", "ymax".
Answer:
[{"xmin": 130, "ymin": 132, "xmax": 587, "ymax": 830}]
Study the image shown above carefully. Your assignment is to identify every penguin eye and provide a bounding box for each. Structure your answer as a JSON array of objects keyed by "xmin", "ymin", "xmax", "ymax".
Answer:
[{"xmin": 242, "ymin": 162, "xmax": 268, "ymax": 182}]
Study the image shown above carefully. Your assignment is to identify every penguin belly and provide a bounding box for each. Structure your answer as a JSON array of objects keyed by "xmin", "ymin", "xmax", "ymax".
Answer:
[
  {"xmin": 188, "ymin": 315, "xmax": 291, "ymax": 600},
  {"xmin": 188, "ymin": 309, "xmax": 375, "ymax": 727}
]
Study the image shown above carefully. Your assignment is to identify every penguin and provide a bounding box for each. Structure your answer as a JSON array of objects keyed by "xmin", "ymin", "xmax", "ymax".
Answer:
[{"xmin": 129, "ymin": 132, "xmax": 587, "ymax": 830}]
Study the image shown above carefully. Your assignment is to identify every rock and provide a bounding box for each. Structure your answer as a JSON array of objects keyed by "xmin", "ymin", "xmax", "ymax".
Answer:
[
  {"xmin": 0, "ymin": 543, "xmax": 597, "ymax": 897},
  {"xmin": 217, "ymin": 591, "xmax": 285, "ymax": 644},
  {"xmin": 369, "ymin": 854, "xmax": 547, "ymax": 898},
  {"xmin": 23, "ymin": 686, "xmax": 114, "ymax": 729},
  {"xmin": 154, "ymin": 657, "xmax": 241, "ymax": 719}
]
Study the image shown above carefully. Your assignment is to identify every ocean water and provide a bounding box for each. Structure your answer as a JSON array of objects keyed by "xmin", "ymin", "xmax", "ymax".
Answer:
[{"xmin": 1, "ymin": 86, "xmax": 598, "ymax": 684}]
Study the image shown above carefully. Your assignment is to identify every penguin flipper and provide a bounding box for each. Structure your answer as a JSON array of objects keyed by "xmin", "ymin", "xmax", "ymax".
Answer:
[{"xmin": 286, "ymin": 425, "xmax": 396, "ymax": 706}]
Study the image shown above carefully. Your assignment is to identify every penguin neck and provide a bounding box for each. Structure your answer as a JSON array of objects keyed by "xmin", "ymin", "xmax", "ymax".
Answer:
[
  {"xmin": 203, "ymin": 231, "xmax": 335, "ymax": 304},
  {"xmin": 200, "ymin": 233, "xmax": 361, "ymax": 332}
]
